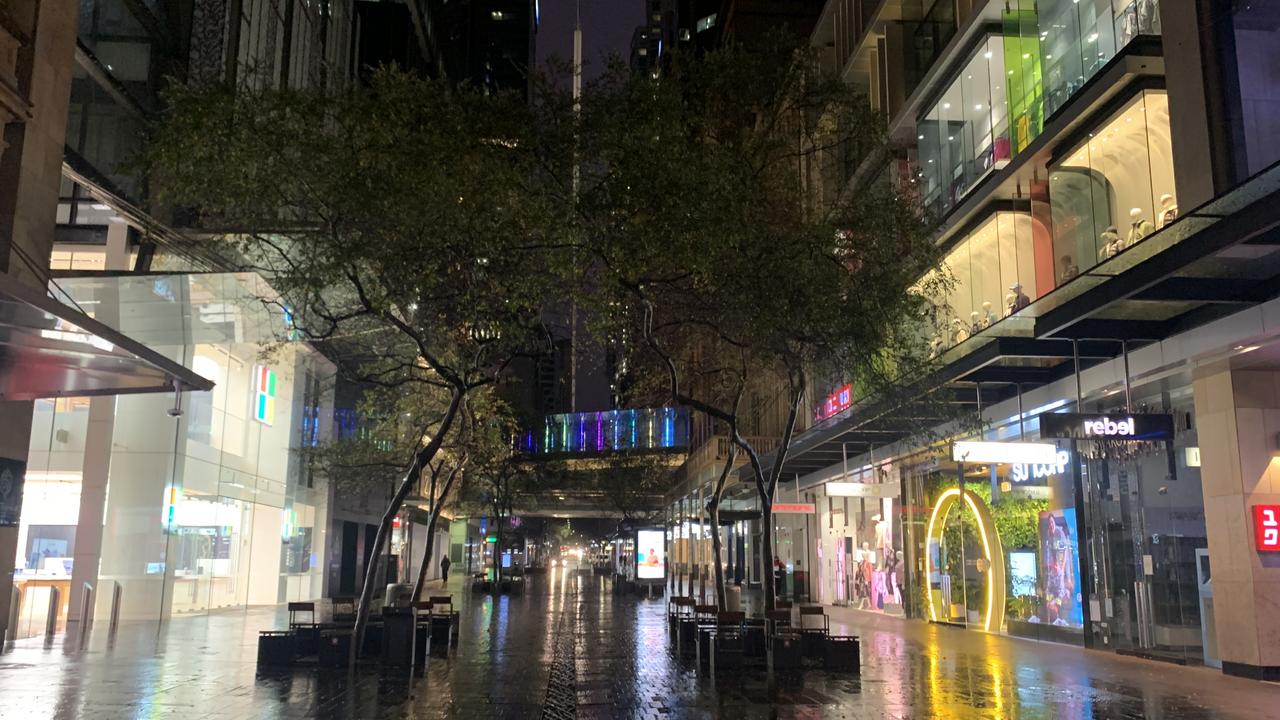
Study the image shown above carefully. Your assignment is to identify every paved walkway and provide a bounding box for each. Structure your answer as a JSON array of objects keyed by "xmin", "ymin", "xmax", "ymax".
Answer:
[{"xmin": 0, "ymin": 572, "xmax": 1277, "ymax": 718}]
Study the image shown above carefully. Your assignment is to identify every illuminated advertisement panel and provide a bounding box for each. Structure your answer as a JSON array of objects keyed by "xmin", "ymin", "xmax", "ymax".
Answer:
[{"xmin": 636, "ymin": 529, "xmax": 665, "ymax": 580}]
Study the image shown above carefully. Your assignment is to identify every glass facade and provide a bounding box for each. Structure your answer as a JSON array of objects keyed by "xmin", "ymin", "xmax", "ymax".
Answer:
[
  {"xmin": 14, "ymin": 274, "xmax": 333, "ymax": 632},
  {"xmin": 923, "ymin": 211, "xmax": 1052, "ymax": 353},
  {"xmin": 1050, "ymin": 90, "xmax": 1176, "ymax": 271},
  {"xmin": 917, "ymin": 36, "xmax": 1013, "ymax": 214},
  {"xmin": 916, "ymin": 2, "xmax": 1163, "ymax": 218}
]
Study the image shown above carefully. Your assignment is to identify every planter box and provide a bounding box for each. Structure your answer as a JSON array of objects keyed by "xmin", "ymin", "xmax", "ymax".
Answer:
[
  {"xmin": 257, "ymin": 631, "xmax": 296, "ymax": 667},
  {"xmin": 770, "ymin": 632, "xmax": 803, "ymax": 672},
  {"xmin": 319, "ymin": 630, "xmax": 352, "ymax": 668},
  {"xmin": 823, "ymin": 635, "xmax": 860, "ymax": 672}
]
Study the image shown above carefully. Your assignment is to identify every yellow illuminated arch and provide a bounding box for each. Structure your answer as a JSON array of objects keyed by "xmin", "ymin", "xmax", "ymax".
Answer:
[{"xmin": 924, "ymin": 488, "xmax": 1005, "ymax": 633}]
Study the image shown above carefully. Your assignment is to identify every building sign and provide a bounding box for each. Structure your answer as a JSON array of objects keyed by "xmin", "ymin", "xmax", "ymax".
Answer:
[
  {"xmin": 1039, "ymin": 413, "xmax": 1174, "ymax": 441},
  {"xmin": 1253, "ymin": 505, "xmax": 1280, "ymax": 552},
  {"xmin": 815, "ymin": 384, "xmax": 853, "ymax": 421},
  {"xmin": 772, "ymin": 503, "xmax": 816, "ymax": 514},
  {"xmin": 1009, "ymin": 449, "xmax": 1071, "ymax": 484},
  {"xmin": 951, "ymin": 440, "xmax": 1059, "ymax": 465}
]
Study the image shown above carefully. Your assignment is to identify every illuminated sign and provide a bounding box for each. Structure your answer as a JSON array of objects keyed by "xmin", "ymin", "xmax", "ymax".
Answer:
[
  {"xmin": 252, "ymin": 365, "xmax": 277, "ymax": 425},
  {"xmin": 825, "ymin": 482, "xmax": 897, "ymax": 498},
  {"xmin": 951, "ymin": 441, "xmax": 1059, "ymax": 465},
  {"xmin": 1009, "ymin": 450, "xmax": 1071, "ymax": 483},
  {"xmin": 1254, "ymin": 505, "xmax": 1280, "ymax": 552},
  {"xmin": 816, "ymin": 384, "xmax": 853, "ymax": 421},
  {"xmin": 772, "ymin": 503, "xmax": 816, "ymax": 514},
  {"xmin": 1038, "ymin": 413, "xmax": 1174, "ymax": 441},
  {"xmin": 636, "ymin": 529, "xmax": 665, "ymax": 580}
]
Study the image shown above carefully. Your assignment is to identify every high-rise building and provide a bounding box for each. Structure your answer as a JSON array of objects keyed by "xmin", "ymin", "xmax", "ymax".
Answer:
[{"xmin": 666, "ymin": 0, "xmax": 1280, "ymax": 680}]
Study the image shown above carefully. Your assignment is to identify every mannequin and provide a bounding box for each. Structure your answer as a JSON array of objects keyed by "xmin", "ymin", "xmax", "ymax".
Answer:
[
  {"xmin": 982, "ymin": 301, "xmax": 998, "ymax": 329},
  {"xmin": 1126, "ymin": 207, "xmax": 1154, "ymax": 247},
  {"xmin": 952, "ymin": 317, "xmax": 969, "ymax": 344},
  {"xmin": 969, "ymin": 311, "xmax": 982, "ymax": 336},
  {"xmin": 1099, "ymin": 226, "xmax": 1122, "ymax": 260},
  {"xmin": 1157, "ymin": 193, "xmax": 1178, "ymax": 228},
  {"xmin": 1004, "ymin": 292, "xmax": 1017, "ymax": 317},
  {"xmin": 1008, "ymin": 282, "xmax": 1030, "ymax": 313},
  {"xmin": 1059, "ymin": 255, "xmax": 1079, "ymax": 283}
]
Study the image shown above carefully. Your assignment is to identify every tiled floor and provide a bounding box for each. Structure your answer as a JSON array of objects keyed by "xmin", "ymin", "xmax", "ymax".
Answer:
[{"xmin": 1, "ymin": 572, "xmax": 1277, "ymax": 718}]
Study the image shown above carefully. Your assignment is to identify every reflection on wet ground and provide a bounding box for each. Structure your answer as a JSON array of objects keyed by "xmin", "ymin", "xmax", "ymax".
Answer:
[{"xmin": 0, "ymin": 570, "xmax": 1276, "ymax": 718}]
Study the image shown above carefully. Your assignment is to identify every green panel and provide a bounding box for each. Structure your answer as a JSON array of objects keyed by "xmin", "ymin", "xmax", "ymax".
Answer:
[{"xmin": 1002, "ymin": 1, "xmax": 1043, "ymax": 155}]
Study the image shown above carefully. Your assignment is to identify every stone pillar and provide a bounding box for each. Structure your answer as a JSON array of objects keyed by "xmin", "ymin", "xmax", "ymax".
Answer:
[
  {"xmin": 0, "ymin": 0, "xmax": 80, "ymax": 642},
  {"xmin": 1192, "ymin": 367, "xmax": 1280, "ymax": 679}
]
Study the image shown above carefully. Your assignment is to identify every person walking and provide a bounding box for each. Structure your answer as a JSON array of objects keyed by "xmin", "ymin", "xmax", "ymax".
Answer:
[{"xmin": 440, "ymin": 554, "xmax": 451, "ymax": 585}]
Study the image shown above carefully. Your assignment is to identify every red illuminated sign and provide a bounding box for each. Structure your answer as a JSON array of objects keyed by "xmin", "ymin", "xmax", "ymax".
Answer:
[
  {"xmin": 1254, "ymin": 505, "xmax": 1280, "ymax": 552},
  {"xmin": 772, "ymin": 503, "xmax": 816, "ymax": 514},
  {"xmin": 816, "ymin": 384, "xmax": 852, "ymax": 421}
]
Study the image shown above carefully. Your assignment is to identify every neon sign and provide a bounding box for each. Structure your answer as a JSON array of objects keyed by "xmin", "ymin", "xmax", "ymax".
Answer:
[
  {"xmin": 816, "ymin": 384, "xmax": 852, "ymax": 421},
  {"xmin": 1254, "ymin": 505, "xmax": 1280, "ymax": 552}
]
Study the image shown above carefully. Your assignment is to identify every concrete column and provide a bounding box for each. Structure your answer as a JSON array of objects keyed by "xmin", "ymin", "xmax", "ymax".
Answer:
[{"xmin": 1192, "ymin": 367, "xmax": 1280, "ymax": 679}]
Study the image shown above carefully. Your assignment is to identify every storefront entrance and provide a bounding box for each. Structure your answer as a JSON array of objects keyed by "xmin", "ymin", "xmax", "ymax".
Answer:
[{"xmin": 1082, "ymin": 402, "xmax": 1206, "ymax": 662}]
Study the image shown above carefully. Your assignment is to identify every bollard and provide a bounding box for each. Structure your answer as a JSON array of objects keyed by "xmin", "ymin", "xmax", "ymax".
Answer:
[
  {"xmin": 77, "ymin": 582, "xmax": 93, "ymax": 649},
  {"xmin": 108, "ymin": 582, "xmax": 122, "ymax": 638},
  {"xmin": 44, "ymin": 586, "xmax": 60, "ymax": 641}
]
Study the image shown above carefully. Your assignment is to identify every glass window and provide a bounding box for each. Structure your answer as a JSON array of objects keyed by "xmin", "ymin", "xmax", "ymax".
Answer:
[
  {"xmin": 926, "ymin": 211, "xmax": 1052, "ymax": 352},
  {"xmin": 1050, "ymin": 90, "xmax": 1175, "ymax": 272}
]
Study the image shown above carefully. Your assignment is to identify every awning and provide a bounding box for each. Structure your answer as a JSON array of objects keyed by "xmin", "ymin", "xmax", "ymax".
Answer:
[{"xmin": 0, "ymin": 279, "xmax": 213, "ymax": 400}]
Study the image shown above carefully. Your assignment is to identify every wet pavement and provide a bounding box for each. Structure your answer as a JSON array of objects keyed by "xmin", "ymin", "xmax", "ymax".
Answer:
[{"xmin": 1, "ymin": 571, "xmax": 1278, "ymax": 719}]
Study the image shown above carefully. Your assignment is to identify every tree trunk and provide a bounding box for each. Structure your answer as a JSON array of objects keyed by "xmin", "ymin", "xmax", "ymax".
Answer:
[
  {"xmin": 761, "ymin": 498, "xmax": 776, "ymax": 613},
  {"xmin": 710, "ymin": 444, "xmax": 737, "ymax": 611},
  {"xmin": 350, "ymin": 389, "xmax": 464, "ymax": 665},
  {"xmin": 411, "ymin": 508, "xmax": 440, "ymax": 603},
  {"xmin": 412, "ymin": 461, "xmax": 464, "ymax": 603},
  {"xmin": 710, "ymin": 502, "xmax": 726, "ymax": 611}
]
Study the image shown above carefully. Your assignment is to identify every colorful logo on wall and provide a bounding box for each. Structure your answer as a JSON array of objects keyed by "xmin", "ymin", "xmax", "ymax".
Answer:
[{"xmin": 253, "ymin": 365, "xmax": 277, "ymax": 425}]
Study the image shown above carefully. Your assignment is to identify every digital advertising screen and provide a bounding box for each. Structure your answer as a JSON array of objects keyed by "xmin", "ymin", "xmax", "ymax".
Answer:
[
  {"xmin": 1038, "ymin": 508, "xmax": 1083, "ymax": 627},
  {"xmin": 635, "ymin": 529, "xmax": 665, "ymax": 580}
]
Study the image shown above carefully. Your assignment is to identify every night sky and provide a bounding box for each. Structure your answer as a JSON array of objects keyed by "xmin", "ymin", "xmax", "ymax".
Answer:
[{"xmin": 535, "ymin": 0, "xmax": 642, "ymax": 81}]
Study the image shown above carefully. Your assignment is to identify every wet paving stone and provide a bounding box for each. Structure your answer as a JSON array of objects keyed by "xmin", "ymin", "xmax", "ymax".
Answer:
[{"xmin": 2, "ymin": 572, "xmax": 1279, "ymax": 718}]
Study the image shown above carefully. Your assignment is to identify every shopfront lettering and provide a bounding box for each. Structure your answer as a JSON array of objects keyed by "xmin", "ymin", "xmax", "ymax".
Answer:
[
  {"xmin": 1084, "ymin": 417, "xmax": 1134, "ymax": 437},
  {"xmin": 1253, "ymin": 505, "xmax": 1280, "ymax": 552},
  {"xmin": 1039, "ymin": 413, "xmax": 1174, "ymax": 441},
  {"xmin": 815, "ymin": 384, "xmax": 853, "ymax": 421},
  {"xmin": 1010, "ymin": 450, "xmax": 1071, "ymax": 483}
]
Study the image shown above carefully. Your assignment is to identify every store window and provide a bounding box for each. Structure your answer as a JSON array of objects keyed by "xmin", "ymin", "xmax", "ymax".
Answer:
[
  {"xmin": 902, "ymin": 430, "xmax": 1085, "ymax": 643},
  {"xmin": 1049, "ymin": 90, "xmax": 1176, "ymax": 273},
  {"xmin": 1003, "ymin": 1, "xmax": 1043, "ymax": 154},
  {"xmin": 917, "ymin": 36, "xmax": 1011, "ymax": 215},
  {"xmin": 923, "ymin": 211, "xmax": 1052, "ymax": 353}
]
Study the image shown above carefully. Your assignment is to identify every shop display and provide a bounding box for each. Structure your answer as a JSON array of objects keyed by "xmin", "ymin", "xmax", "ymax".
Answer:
[
  {"xmin": 1157, "ymin": 193, "xmax": 1178, "ymax": 228},
  {"xmin": 1059, "ymin": 255, "xmax": 1079, "ymax": 283},
  {"xmin": 982, "ymin": 301, "xmax": 998, "ymax": 329},
  {"xmin": 1007, "ymin": 282, "xmax": 1030, "ymax": 315},
  {"xmin": 1099, "ymin": 226, "xmax": 1122, "ymax": 260},
  {"xmin": 1126, "ymin": 207, "xmax": 1154, "ymax": 247}
]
